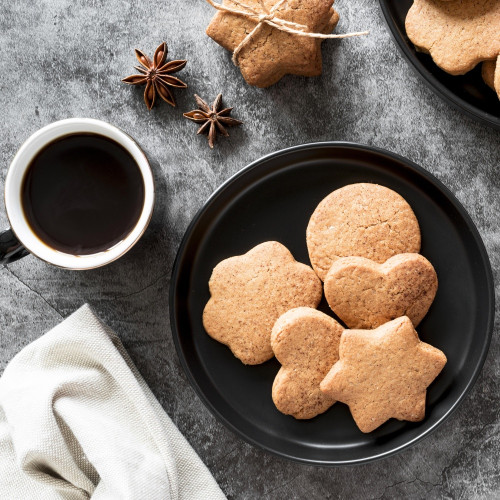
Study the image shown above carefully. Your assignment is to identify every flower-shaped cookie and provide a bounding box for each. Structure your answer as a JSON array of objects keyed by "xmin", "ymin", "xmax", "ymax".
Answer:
[
  {"xmin": 271, "ymin": 308, "xmax": 344, "ymax": 419},
  {"xmin": 320, "ymin": 316, "xmax": 447, "ymax": 433},
  {"xmin": 406, "ymin": 0, "xmax": 500, "ymax": 75},
  {"xmin": 324, "ymin": 254, "xmax": 438, "ymax": 329},
  {"xmin": 203, "ymin": 242, "xmax": 322, "ymax": 364},
  {"xmin": 206, "ymin": 0, "xmax": 339, "ymax": 87}
]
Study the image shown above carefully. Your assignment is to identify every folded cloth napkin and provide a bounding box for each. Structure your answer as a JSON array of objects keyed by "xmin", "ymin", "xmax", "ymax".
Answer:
[{"xmin": 0, "ymin": 304, "xmax": 226, "ymax": 500}]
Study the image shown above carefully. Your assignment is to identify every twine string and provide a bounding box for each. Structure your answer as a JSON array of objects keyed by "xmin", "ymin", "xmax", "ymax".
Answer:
[{"xmin": 205, "ymin": 0, "xmax": 369, "ymax": 65}]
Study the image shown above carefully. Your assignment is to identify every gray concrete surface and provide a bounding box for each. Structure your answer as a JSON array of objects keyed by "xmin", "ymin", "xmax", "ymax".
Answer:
[{"xmin": 1, "ymin": 0, "xmax": 499, "ymax": 498}]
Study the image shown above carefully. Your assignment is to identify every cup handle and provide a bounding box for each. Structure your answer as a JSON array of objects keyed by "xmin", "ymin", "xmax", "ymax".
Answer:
[{"xmin": 0, "ymin": 228, "xmax": 29, "ymax": 265}]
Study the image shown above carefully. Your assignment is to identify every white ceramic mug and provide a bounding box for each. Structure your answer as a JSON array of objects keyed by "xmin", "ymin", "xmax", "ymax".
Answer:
[{"xmin": 0, "ymin": 118, "xmax": 155, "ymax": 270}]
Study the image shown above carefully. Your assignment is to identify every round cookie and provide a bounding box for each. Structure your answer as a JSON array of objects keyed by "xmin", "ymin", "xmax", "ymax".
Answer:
[
  {"xmin": 271, "ymin": 307, "xmax": 344, "ymax": 419},
  {"xmin": 306, "ymin": 183, "xmax": 421, "ymax": 281},
  {"xmin": 203, "ymin": 241, "xmax": 322, "ymax": 365},
  {"xmin": 324, "ymin": 254, "xmax": 438, "ymax": 329}
]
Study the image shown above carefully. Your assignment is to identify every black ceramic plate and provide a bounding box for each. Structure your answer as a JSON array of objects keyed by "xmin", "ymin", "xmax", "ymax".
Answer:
[
  {"xmin": 170, "ymin": 143, "xmax": 494, "ymax": 465},
  {"xmin": 379, "ymin": 0, "xmax": 500, "ymax": 130}
]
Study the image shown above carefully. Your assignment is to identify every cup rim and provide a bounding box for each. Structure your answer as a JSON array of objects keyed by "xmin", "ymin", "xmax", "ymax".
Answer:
[{"xmin": 4, "ymin": 118, "xmax": 155, "ymax": 270}]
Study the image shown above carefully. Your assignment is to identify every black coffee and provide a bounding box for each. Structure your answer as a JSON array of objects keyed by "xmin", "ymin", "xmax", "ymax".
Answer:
[{"xmin": 21, "ymin": 133, "xmax": 145, "ymax": 255}]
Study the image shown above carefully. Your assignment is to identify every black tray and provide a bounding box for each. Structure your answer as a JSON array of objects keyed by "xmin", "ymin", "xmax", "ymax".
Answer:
[
  {"xmin": 379, "ymin": 0, "xmax": 500, "ymax": 130},
  {"xmin": 170, "ymin": 143, "xmax": 494, "ymax": 465}
]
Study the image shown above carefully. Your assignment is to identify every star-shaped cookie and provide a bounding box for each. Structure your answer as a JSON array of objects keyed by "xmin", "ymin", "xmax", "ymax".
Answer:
[
  {"xmin": 320, "ymin": 316, "xmax": 447, "ymax": 433},
  {"xmin": 206, "ymin": 0, "xmax": 339, "ymax": 87}
]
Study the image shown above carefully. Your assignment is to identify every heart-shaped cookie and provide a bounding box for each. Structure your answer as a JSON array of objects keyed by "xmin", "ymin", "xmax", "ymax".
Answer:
[{"xmin": 324, "ymin": 253, "xmax": 438, "ymax": 329}]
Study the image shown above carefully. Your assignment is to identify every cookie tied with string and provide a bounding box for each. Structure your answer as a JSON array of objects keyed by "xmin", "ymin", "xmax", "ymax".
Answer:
[{"xmin": 205, "ymin": 0, "xmax": 364, "ymax": 88}]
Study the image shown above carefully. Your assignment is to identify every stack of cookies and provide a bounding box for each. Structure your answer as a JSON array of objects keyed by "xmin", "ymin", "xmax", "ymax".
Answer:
[
  {"xmin": 406, "ymin": 0, "xmax": 500, "ymax": 99},
  {"xmin": 205, "ymin": 0, "xmax": 340, "ymax": 88},
  {"xmin": 203, "ymin": 183, "xmax": 446, "ymax": 433}
]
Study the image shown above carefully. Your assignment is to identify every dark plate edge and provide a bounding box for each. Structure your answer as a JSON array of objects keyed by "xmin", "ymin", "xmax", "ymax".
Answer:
[
  {"xmin": 378, "ymin": 0, "xmax": 500, "ymax": 131},
  {"xmin": 169, "ymin": 141, "xmax": 495, "ymax": 466}
]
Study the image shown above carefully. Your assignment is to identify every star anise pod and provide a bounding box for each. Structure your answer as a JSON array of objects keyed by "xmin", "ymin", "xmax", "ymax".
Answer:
[
  {"xmin": 183, "ymin": 94, "xmax": 243, "ymax": 149},
  {"xmin": 122, "ymin": 42, "xmax": 187, "ymax": 110}
]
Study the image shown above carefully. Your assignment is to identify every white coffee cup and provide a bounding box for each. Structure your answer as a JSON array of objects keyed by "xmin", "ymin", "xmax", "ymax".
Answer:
[{"xmin": 1, "ymin": 118, "xmax": 155, "ymax": 270}]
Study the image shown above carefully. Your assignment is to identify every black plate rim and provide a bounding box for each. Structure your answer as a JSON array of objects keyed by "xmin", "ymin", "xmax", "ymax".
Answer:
[
  {"xmin": 378, "ymin": 0, "xmax": 500, "ymax": 131},
  {"xmin": 169, "ymin": 141, "xmax": 494, "ymax": 466}
]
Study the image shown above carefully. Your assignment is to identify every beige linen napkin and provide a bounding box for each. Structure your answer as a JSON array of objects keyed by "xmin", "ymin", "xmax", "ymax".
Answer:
[{"xmin": 0, "ymin": 304, "xmax": 226, "ymax": 500}]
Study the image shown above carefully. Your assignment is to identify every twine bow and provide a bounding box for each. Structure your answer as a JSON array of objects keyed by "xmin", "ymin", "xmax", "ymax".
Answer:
[{"xmin": 206, "ymin": 0, "xmax": 369, "ymax": 65}]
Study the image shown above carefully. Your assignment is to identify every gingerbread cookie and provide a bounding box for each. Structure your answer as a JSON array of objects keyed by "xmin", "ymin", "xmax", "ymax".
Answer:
[
  {"xmin": 203, "ymin": 241, "xmax": 322, "ymax": 365},
  {"xmin": 306, "ymin": 183, "xmax": 421, "ymax": 281},
  {"xmin": 206, "ymin": 0, "xmax": 339, "ymax": 87},
  {"xmin": 482, "ymin": 57, "xmax": 500, "ymax": 99},
  {"xmin": 324, "ymin": 254, "xmax": 438, "ymax": 329},
  {"xmin": 320, "ymin": 316, "xmax": 447, "ymax": 433},
  {"xmin": 271, "ymin": 307, "xmax": 344, "ymax": 419},
  {"xmin": 406, "ymin": 0, "xmax": 500, "ymax": 75}
]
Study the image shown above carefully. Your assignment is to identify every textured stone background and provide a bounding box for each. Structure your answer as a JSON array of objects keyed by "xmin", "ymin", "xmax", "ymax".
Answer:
[{"xmin": 1, "ymin": 0, "xmax": 499, "ymax": 498}]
